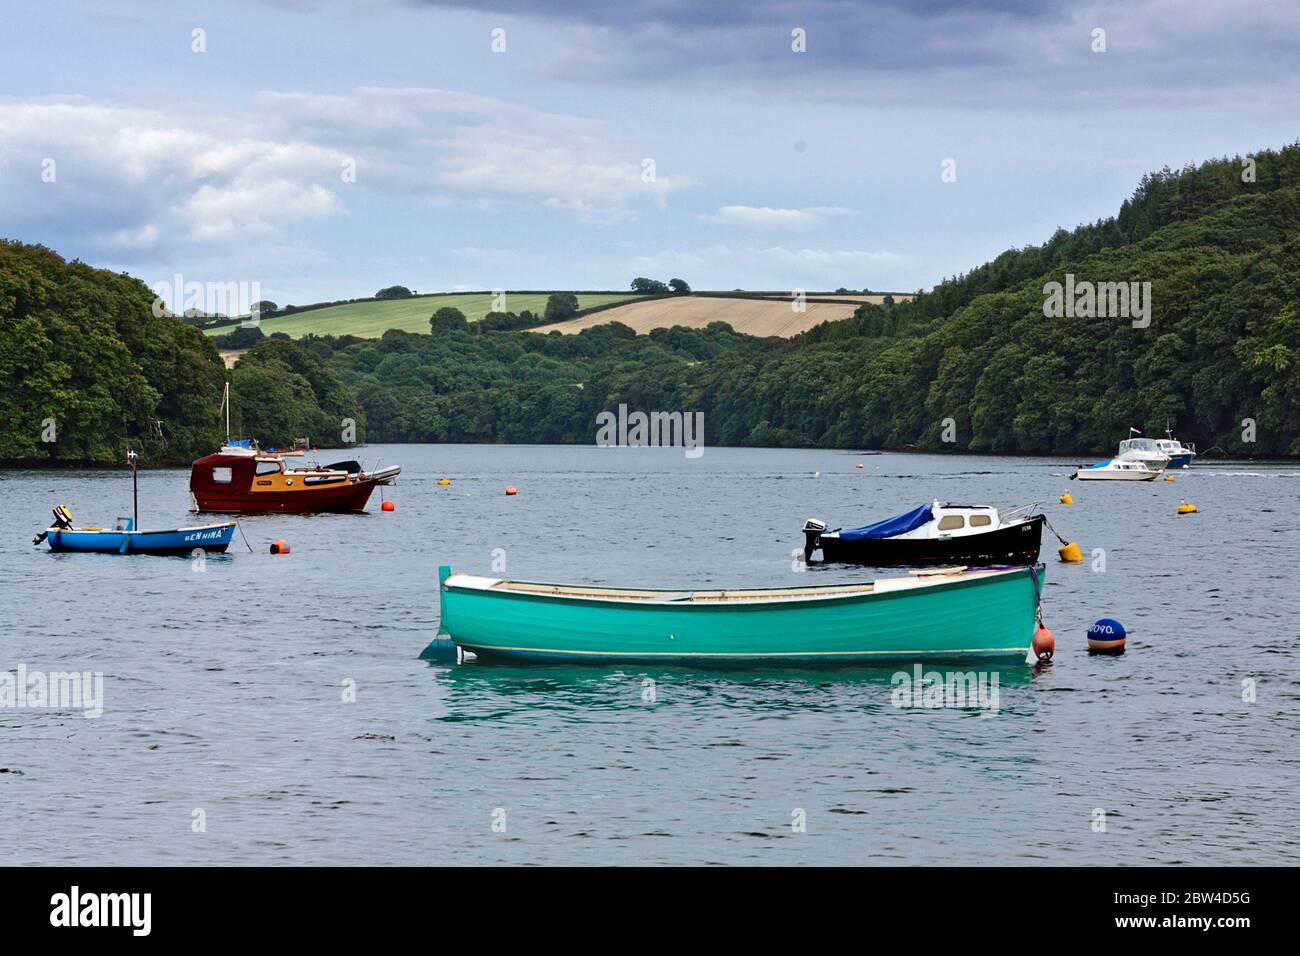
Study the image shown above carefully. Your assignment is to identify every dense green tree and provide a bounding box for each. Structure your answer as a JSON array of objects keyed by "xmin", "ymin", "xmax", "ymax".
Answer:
[
  {"xmin": 375, "ymin": 285, "xmax": 414, "ymax": 299},
  {"xmin": 230, "ymin": 338, "xmax": 365, "ymax": 447},
  {"xmin": 430, "ymin": 306, "xmax": 469, "ymax": 334},
  {"xmin": 212, "ymin": 324, "xmax": 265, "ymax": 349},
  {"xmin": 0, "ymin": 240, "xmax": 225, "ymax": 463},
  {"xmin": 543, "ymin": 293, "xmax": 580, "ymax": 322}
]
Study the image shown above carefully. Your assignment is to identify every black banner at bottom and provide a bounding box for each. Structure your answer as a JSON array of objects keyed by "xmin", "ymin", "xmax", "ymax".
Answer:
[{"xmin": 0, "ymin": 866, "xmax": 1275, "ymax": 940}]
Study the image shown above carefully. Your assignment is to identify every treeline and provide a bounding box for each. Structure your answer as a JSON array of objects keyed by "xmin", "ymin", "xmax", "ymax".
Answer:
[
  {"xmin": 0, "ymin": 240, "xmax": 227, "ymax": 464},
  {"xmin": 298, "ymin": 143, "xmax": 1300, "ymax": 456},
  {"xmin": 297, "ymin": 321, "xmax": 768, "ymax": 444},
  {"xmin": 6, "ymin": 143, "xmax": 1298, "ymax": 464}
]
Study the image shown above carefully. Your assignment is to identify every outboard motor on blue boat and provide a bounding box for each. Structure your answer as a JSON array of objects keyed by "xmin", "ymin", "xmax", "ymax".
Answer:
[
  {"xmin": 33, "ymin": 504, "xmax": 73, "ymax": 545},
  {"xmin": 803, "ymin": 518, "xmax": 827, "ymax": 562}
]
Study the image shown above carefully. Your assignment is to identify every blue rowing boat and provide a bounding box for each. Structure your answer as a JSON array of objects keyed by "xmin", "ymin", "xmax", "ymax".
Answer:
[
  {"xmin": 41, "ymin": 518, "xmax": 237, "ymax": 555},
  {"xmin": 32, "ymin": 450, "xmax": 238, "ymax": 556}
]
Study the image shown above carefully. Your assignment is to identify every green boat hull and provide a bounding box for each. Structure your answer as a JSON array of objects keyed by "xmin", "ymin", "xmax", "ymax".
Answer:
[{"xmin": 427, "ymin": 565, "xmax": 1045, "ymax": 666}]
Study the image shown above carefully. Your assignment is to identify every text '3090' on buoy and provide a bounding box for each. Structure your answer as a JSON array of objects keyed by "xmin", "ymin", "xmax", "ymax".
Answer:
[{"xmin": 1087, "ymin": 618, "xmax": 1126, "ymax": 654}]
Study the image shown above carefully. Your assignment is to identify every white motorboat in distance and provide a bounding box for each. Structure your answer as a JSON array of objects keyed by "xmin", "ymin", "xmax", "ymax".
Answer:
[{"xmin": 1071, "ymin": 459, "xmax": 1162, "ymax": 481}]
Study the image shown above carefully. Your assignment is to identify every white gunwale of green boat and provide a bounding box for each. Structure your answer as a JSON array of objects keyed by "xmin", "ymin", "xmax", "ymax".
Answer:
[{"xmin": 443, "ymin": 565, "xmax": 1028, "ymax": 607}]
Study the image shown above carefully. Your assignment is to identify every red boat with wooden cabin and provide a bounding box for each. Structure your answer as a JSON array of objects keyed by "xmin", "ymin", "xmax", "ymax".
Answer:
[{"xmin": 189, "ymin": 451, "xmax": 400, "ymax": 513}]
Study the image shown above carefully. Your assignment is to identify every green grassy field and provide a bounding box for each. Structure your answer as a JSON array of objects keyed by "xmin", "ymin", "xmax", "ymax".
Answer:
[{"xmin": 205, "ymin": 292, "xmax": 641, "ymax": 339}]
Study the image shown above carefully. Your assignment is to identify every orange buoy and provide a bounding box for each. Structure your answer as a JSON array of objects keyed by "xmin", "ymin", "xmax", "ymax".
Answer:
[
  {"xmin": 1031, "ymin": 623, "xmax": 1055, "ymax": 661},
  {"xmin": 437, "ymin": 478, "xmax": 451, "ymax": 486},
  {"xmin": 505, "ymin": 485, "xmax": 518, "ymax": 496},
  {"xmin": 269, "ymin": 539, "xmax": 291, "ymax": 555},
  {"xmin": 381, "ymin": 500, "xmax": 395, "ymax": 512}
]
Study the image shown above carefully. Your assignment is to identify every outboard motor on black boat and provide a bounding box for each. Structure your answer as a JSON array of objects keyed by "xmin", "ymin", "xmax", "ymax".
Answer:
[{"xmin": 803, "ymin": 518, "xmax": 827, "ymax": 562}]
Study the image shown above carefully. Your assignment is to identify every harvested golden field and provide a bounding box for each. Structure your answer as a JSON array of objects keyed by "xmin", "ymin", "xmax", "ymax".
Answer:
[{"xmin": 533, "ymin": 294, "xmax": 906, "ymax": 338}]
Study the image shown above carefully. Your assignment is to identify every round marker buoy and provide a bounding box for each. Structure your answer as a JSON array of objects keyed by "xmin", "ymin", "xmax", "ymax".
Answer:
[
  {"xmin": 437, "ymin": 478, "xmax": 451, "ymax": 486},
  {"xmin": 1087, "ymin": 617, "xmax": 1126, "ymax": 654},
  {"xmin": 1177, "ymin": 500, "xmax": 1197, "ymax": 514},
  {"xmin": 381, "ymin": 500, "xmax": 395, "ymax": 512},
  {"xmin": 505, "ymin": 485, "xmax": 518, "ymax": 496},
  {"xmin": 1058, "ymin": 541, "xmax": 1082, "ymax": 562},
  {"xmin": 269, "ymin": 539, "xmax": 291, "ymax": 555},
  {"xmin": 1032, "ymin": 623, "xmax": 1055, "ymax": 661},
  {"xmin": 856, "ymin": 463, "xmax": 864, "ymax": 469},
  {"xmin": 1059, "ymin": 491, "xmax": 1073, "ymax": 505},
  {"xmin": 1163, "ymin": 474, "xmax": 1175, "ymax": 481}
]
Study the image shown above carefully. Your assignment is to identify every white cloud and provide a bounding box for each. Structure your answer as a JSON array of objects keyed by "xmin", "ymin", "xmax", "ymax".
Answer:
[
  {"xmin": 92, "ymin": 223, "xmax": 159, "ymax": 251},
  {"xmin": 708, "ymin": 205, "xmax": 854, "ymax": 229},
  {"xmin": 0, "ymin": 86, "xmax": 689, "ymax": 266},
  {"xmin": 0, "ymin": 97, "xmax": 347, "ymax": 251},
  {"xmin": 256, "ymin": 87, "xmax": 686, "ymax": 216}
]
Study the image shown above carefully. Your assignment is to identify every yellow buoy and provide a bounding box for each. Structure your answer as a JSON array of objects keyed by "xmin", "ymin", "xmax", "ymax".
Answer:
[
  {"xmin": 1059, "ymin": 491, "xmax": 1073, "ymax": 505},
  {"xmin": 437, "ymin": 478, "xmax": 451, "ymax": 485},
  {"xmin": 1163, "ymin": 474, "xmax": 1175, "ymax": 481},
  {"xmin": 1177, "ymin": 500, "xmax": 1197, "ymax": 514},
  {"xmin": 1058, "ymin": 541, "xmax": 1083, "ymax": 562}
]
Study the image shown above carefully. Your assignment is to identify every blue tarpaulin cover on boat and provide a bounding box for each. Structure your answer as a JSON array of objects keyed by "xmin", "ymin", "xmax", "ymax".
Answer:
[{"xmin": 838, "ymin": 504, "xmax": 933, "ymax": 541}]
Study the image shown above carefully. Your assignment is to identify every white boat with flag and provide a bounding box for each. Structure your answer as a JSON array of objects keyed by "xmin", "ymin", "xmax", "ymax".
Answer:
[{"xmin": 1116, "ymin": 436, "xmax": 1169, "ymax": 469}]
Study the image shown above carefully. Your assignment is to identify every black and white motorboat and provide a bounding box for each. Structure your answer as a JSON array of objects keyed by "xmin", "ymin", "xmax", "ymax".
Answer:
[{"xmin": 803, "ymin": 501, "xmax": 1044, "ymax": 566}]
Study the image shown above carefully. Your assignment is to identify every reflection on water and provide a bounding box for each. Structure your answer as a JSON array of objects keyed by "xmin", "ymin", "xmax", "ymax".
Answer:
[
  {"xmin": 2, "ymin": 446, "xmax": 1295, "ymax": 864},
  {"xmin": 431, "ymin": 658, "xmax": 1038, "ymax": 719}
]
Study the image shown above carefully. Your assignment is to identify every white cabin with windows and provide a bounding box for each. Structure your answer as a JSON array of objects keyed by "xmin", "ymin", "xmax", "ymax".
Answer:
[
  {"xmin": 890, "ymin": 502, "xmax": 1022, "ymax": 539},
  {"xmin": 1117, "ymin": 437, "xmax": 1169, "ymax": 467}
]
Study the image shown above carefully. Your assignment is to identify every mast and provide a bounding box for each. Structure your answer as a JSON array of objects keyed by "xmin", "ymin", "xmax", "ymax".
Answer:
[
  {"xmin": 127, "ymin": 450, "xmax": 139, "ymax": 530},
  {"xmin": 222, "ymin": 382, "xmax": 230, "ymax": 439}
]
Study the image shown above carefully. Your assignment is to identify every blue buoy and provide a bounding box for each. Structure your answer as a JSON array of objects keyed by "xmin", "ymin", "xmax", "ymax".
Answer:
[{"xmin": 1087, "ymin": 617, "xmax": 1127, "ymax": 655}]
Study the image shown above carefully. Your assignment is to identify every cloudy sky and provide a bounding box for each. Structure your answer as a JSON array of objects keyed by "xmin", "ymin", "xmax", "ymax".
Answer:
[{"xmin": 2, "ymin": 0, "xmax": 1297, "ymax": 304}]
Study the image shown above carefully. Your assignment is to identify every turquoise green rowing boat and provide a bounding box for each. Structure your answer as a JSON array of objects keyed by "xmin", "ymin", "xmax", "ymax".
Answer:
[{"xmin": 422, "ymin": 564, "xmax": 1045, "ymax": 665}]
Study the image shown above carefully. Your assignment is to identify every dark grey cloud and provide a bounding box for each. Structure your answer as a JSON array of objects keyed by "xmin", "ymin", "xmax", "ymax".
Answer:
[{"xmin": 405, "ymin": 0, "xmax": 1300, "ymax": 109}]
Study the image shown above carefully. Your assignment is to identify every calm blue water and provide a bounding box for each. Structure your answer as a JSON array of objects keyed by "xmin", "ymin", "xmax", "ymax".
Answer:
[{"xmin": 2, "ymin": 445, "xmax": 1297, "ymax": 865}]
